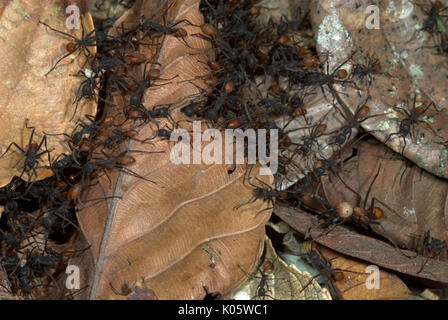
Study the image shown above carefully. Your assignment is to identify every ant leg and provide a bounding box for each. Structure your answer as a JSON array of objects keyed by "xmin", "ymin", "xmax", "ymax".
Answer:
[
  {"xmin": 416, "ymin": 255, "xmax": 431, "ymax": 274},
  {"xmin": 44, "ymin": 48, "xmax": 80, "ymax": 76},
  {"xmin": 255, "ymin": 205, "xmax": 274, "ymax": 218},
  {"xmin": 119, "ymin": 167, "xmax": 157, "ymax": 184},
  {"xmin": 384, "ymin": 132, "xmax": 400, "ymax": 144},
  {"xmin": 234, "ymin": 196, "xmax": 257, "ymax": 210},
  {"xmin": 0, "ymin": 142, "xmax": 25, "ymax": 158},
  {"xmin": 398, "ymin": 162, "xmax": 410, "ymax": 186},
  {"xmin": 38, "ymin": 135, "xmax": 51, "ymax": 166},
  {"xmin": 332, "ymin": 170, "xmax": 362, "ymax": 204},
  {"xmin": 244, "ymin": 165, "xmax": 261, "ymax": 189},
  {"xmin": 71, "ymin": 93, "xmax": 86, "ymax": 121},
  {"xmin": 400, "ymin": 137, "xmax": 407, "ymax": 156},
  {"xmin": 363, "ymin": 160, "xmax": 383, "ymax": 209},
  {"xmin": 39, "ymin": 21, "xmax": 78, "ymax": 41}
]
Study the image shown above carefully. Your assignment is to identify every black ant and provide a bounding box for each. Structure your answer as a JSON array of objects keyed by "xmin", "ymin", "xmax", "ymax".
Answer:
[
  {"xmin": 385, "ymin": 95, "xmax": 443, "ymax": 155},
  {"xmin": 296, "ymin": 52, "xmax": 357, "ymax": 100},
  {"xmin": 287, "ymin": 110, "xmax": 331, "ymax": 157},
  {"xmin": 299, "ymin": 246, "xmax": 370, "ymax": 299},
  {"xmin": 251, "ymin": 260, "xmax": 276, "ymax": 300},
  {"xmin": 417, "ymin": 230, "xmax": 447, "ymax": 274},
  {"xmin": 120, "ymin": 1, "xmax": 193, "ymax": 48},
  {"xmin": 0, "ymin": 119, "xmax": 52, "ymax": 181},
  {"xmin": 327, "ymin": 96, "xmax": 385, "ymax": 151},
  {"xmin": 123, "ymin": 62, "xmax": 178, "ymax": 113},
  {"xmin": 17, "ymin": 257, "xmax": 31, "ymax": 295},
  {"xmin": 100, "ymin": 128, "xmax": 147, "ymax": 151},
  {"xmin": 408, "ymin": 1, "xmax": 448, "ymax": 42},
  {"xmin": 417, "ymin": 33, "xmax": 448, "ymax": 68},
  {"xmin": 76, "ymin": 150, "xmax": 161, "ymax": 197},
  {"xmin": 350, "ymin": 52, "xmax": 394, "ymax": 89},
  {"xmin": 237, "ymin": 256, "xmax": 278, "ymax": 300},
  {"xmin": 299, "ymin": 248, "xmax": 346, "ymax": 299},
  {"xmin": 39, "ymin": 20, "xmax": 99, "ymax": 76},
  {"xmin": 71, "ymin": 75, "xmax": 116, "ymax": 121},
  {"xmin": 45, "ymin": 115, "xmax": 101, "ymax": 155},
  {"xmin": 234, "ymin": 165, "xmax": 292, "ymax": 212},
  {"xmin": 314, "ymin": 157, "xmax": 418, "ymax": 259}
]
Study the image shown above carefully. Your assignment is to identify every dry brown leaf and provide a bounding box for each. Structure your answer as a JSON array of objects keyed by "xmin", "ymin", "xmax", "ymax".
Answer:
[
  {"xmin": 310, "ymin": 0, "xmax": 448, "ymax": 178},
  {"xmin": 382, "ymin": 0, "xmax": 448, "ymax": 111},
  {"xmin": 320, "ymin": 139, "xmax": 448, "ymax": 253},
  {"xmin": 0, "ymin": 0, "xmax": 96, "ymax": 187},
  {"xmin": 275, "ymin": 204, "xmax": 448, "ymax": 284},
  {"xmin": 75, "ymin": 0, "xmax": 273, "ymax": 299},
  {"xmin": 316, "ymin": 245, "xmax": 411, "ymax": 300}
]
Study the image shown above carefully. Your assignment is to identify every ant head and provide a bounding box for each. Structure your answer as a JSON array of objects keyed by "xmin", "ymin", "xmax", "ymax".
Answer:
[
  {"xmin": 331, "ymin": 270, "xmax": 345, "ymax": 281},
  {"xmin": 295, "ymin": 105, "xmax": 307, "ymax": 116},
  {"xmin": 277, "ymin": 34, "xmax": 291, "ymax": 46},
  {"xmin": 369, "ymin": 207, "xmax": 384, "ymax": 220},
  {"xmin": 66, "ymin": 42, "xmax": 77, "ymax": 53},
  {"xmin": 208, "ymin": 60, "xmax": 222, "ymax": 71},
  {"xmin": 281, "ymin": 135, "xmax": 291, "ymax": 148},
  {"xmin": 315, "ymin": 123, "xmax": 327, "ymax": 134},
  {"xmin": 414, "ymin": 106, "xmax": 426, "ymax": 115},
  {"xmin": 336, "ymin": 69, "xmax": 348, "ymax": 79},
  {"xmin": 249, "ymin": 6, "xmax": 260, "ymax": 15},
  {"xmin": 224, "ymin": 81, "xmax": 235, "ymax": 94},
  {"xmin": 434, "ymin": 1, "xmax": 444, "ymax": 9},
  {"xmin": 355, "ymin": 104, "xmax": 370, "ymax": 121},
  {"xmin": 372, "ymin": 62, "xmax": 382, "ymax": 73},
  {"xmin": 201, "ymin": 24, "xmax": 218, "ymax": 37},
  {"xmin": 29, "ymin": 143, "xmax": 40, "ymax": 153},
  {"xmin": 227, "ymin": 118, "xmax": 241, "ymax": 129},
  {"xmin": 173, "ymin": 28, "xmax": 188, "ymax": 38},
  {"xmin": 205, "ymin": 75, "xmax": 219, "ymax": 87}
]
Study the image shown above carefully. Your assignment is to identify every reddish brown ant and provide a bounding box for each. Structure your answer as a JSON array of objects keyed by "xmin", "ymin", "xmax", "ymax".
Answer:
[{"xmin": 416, "ymin": 230, "xmax": 447, "ymax": 274}]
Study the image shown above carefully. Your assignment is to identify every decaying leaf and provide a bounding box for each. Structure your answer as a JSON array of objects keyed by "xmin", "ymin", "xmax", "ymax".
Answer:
[
  {"xmin": 275, "ymin": 204, "xmax": 448, "ymax": 284},
  {"xmin": 0, "ymin": 0, "xmax": 97, "ymax": 187},
  {"xmin": 319, "ymin": 139, "xmax": 448, "ymax": 254},
  {"xmin": 382, "ymin": 0, "xmax": 448, "ymax": 111},
  {"xmin": 74, "ymin": 0, "xmax": 273, "ymax": 299},
  {"xmin": 310, "ymin": 0, "xmax": 448, "ymax": 178},
  {"xmin": 315, "ymin": 244, "xmax": 411, "ymax": 299}
]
